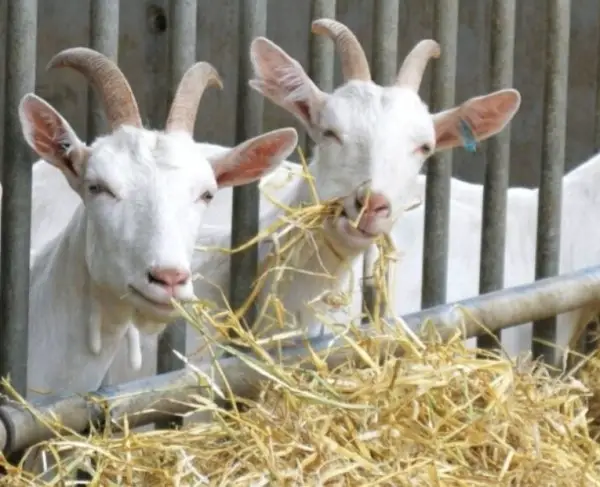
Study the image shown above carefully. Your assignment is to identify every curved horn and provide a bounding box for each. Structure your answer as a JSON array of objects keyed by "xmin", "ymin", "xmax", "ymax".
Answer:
[
  {"xmin": 395, "ymin": 40, "xmax": 441, "ymax": 92},
  {"xmin": 165, "ymin": 62, "xmax": 223, "ymax": 134},
  {"xmin": 311, "ymin": 18, "xmax": 371, "ymax": 82},
  {"xmin": 47, "ymin": 47, "xmax": 142, "ymax": 130}
]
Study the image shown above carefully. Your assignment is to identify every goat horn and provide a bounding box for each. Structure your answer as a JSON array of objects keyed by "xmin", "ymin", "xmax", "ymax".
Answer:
[
  {"xmin": 395, "ymin": 39, "xmax": 441, "ymax": 91},
  {"xmin": 165, "ymin": 62, "xmax": 223, "ymax": 134},
  {"xmin": 47, "ymin": 47, "xmax": 142, "ymax": 130},
  {"xmin": 311, "ymin": 18, "xmax": 371, "ymax": 82}
]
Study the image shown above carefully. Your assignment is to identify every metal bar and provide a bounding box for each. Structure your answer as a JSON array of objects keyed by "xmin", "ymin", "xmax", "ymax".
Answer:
[
  {"xmin": 86, "ymin": 0, "xmax": 120, "ymax": 142},
  {"xmin": 309, "ymin": 0, "xmax": 336, "ymax": 93},
  {"xmin": 477, "ymin": 0, "xmax": 516, "ymax": 350},
  {"xmin": 306, "ymin": 0, "xmax": 336, "ymax": 158},
  {"xmin": 155, "ymin": 0, "xmax": 197, "ymax": 430},
  {"xmin": 371, "ymin": 0, "xmax": 399, "ymax": 85},
  {"xmin": 363, "ymin": 0, "xmax": 399, "ymax": 318},
  {"xmin": 228, "ymin": 0, "xmax": 267, "ymax": 331},
  {"xmin": 80, "ymin": 5, "xmax": 122, "ymax": 480},
  {"xmin": 421, "ymin": 0, "xmax": 459, "ymax": 309},
  {"xmin": 4, "ymin": 263, "xmax": 600, "ymax": 454},
  {"xmin": 0, "ymin": 0, "xmax": 8, "ymax": 176},
  {"xmin": 532, "ymin": 0, "xmax": 570, "ymax": 365},
  {"xmin": 87, "ymin": 0, "xmax": 120, "ymax": 390},
  {"xmin": 0, "ymin": 0, "xmax": 38, "ymax": 398}
]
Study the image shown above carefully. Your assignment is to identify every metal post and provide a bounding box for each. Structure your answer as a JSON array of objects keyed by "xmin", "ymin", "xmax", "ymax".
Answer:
[
  {"xmin": 0, "ymin": 0, "xmax": 38, "ymax": 398},
  {"xmin": 477, "ymin": 0, "xmax": 516, "ymax": 350},
  {"xmin": 0, "ymin": 0, "xmax": 8, "ymax": 176},
  {"xmin": 363, "ymin": 0, "xmax": 399, "ymax": 318},
  {"xmin": 421, "ymin": 0, "xmax": 458, "ymax": 308},
  {"xmin": 228, "ymin": 0, "xmax": 267, "ymax": 331},
  {"xmin": 156, "ymin": 0, "xmax": 197, "ymax": 430},
  {"xmin": 309, "ymin": 0, "xmax": 336, "ymax": 93},
  {"xmin": 532, "ymin": 0, "xmax": 570, "ymax": 365},
  {"xmin": 87, "ymin": 0, "xmax": 120, "ymax": 390},
  {"xmin": 307, "ymin": 0, "xmax": 336, "ymax": 158},
  {"xmin": 87, "ymin": 0, "xmax": 120, "ymax": 142},
  {"xmin": 77, "ymin": 3, "xmax": 122, "ymax": 481}
]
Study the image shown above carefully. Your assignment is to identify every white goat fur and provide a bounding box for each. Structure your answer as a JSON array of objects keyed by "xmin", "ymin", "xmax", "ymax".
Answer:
[
  {"xmin": 388, "ymin": 168, "xmax": 598, "ymax": 361},
  {"xmin": 223, "ymin": 33, "xmax": 523, "ymax": 346},
  {"xmin": 28, "ymin": 150, "xmax": 306, "ymax": 375},
  {"xmin": 25, "ymin": 31, "xmax": 524, "ymax": 392},
  {"xmin": 18, "ymin": 70, "xmax": 298, "ymax": 403},
  {"xmin": 82, "ymin": 27, "xmax": 525, "ymax": 381}
]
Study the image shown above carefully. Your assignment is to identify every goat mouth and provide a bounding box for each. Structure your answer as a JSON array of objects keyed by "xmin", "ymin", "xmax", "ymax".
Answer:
[
  {"xmin": 128, "ymin": 286, "xmax": 175, "ymax": 312},
  {"xmin": 338, "ymin": 209, "xmax": 379, "ymax": 239}
]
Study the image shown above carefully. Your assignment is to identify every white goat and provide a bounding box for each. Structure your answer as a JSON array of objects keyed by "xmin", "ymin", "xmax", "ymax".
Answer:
[
  {"xmin": 18, "ymin": 47, "xmax": 299, "ymax": 400},
  {"xmin": 215, "ymin": 19, "xmax": 522, "ymax": 344},
  {"xmin": 390, "ymin": 159, "xmax": 600, "ymax": 363}
]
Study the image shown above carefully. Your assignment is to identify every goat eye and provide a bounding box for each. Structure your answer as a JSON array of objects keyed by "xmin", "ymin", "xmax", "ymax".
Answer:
[
  {"xmin": 418, "ymin": 143, "xmax": 432, "ymax": 155},
  {"xmin": 199, "ymin": 191, "xmax": 214, "ymax": 203},
  {"xmin": 87, "ymin": 182, "xmax": 115, "ymax": 198},
  {"xmin": 322, "ymin": 129, "xmax": 341, "ymax": 144},
  {"xmin": 88, "ymin": 183, "xmax": 105, "ymax": 195}
]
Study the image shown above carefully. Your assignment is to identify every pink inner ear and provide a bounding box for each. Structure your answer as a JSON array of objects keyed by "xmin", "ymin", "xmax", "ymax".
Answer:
[
  {"xmin": 216, "ymin": 139, "xmax": 281, "ymax": 186},
  {"xmin": 28, "ymin": 109, "xmax": 62, "ymax": 154},
  {"xmin": 435, "ymin": 117, "xmax": 461, "ymax": 148},
  {"xmin": 26, "ymin": 103, "xmax": 79, "ymax": 177},
  {"xmin": 464, "ymin": 94, "xmax": 516, "ymax": 138}
]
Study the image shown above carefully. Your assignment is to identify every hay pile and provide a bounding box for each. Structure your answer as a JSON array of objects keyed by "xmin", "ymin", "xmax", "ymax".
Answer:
[
  {"xmin": 2, "ymin": 326, "xmax": 600, "ymax": 485},
  {"xmin": 3, "ymin": 149, "xmax": 600, "ymax": 485}
]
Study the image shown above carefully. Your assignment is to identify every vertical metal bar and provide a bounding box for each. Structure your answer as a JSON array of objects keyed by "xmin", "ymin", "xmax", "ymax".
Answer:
[
  {"xmin": 156, "ymin": 0, "xmax": 197, "ymax": 430},
  {"xmin": 0, "ymin": 0, "xmax": 8, "ymax": 176},
  {"xmin": 0, "ymin": 0, "xmax": 38, "ymax": 398},
  {"xmin": 305, "ymin": 1, "xmax": 336, "ymax": 172},
  {"xmin": 78, "ymin": 4, "xmax": 121, "ymax": 480},
  {"xmin": 421, "ymin": 0, "xmax": 458, "ymax": 309},
  {"xmin": 363, "ymin": 0, "xmax": 399, "ymax": 317},
  {"xmin": 309, "ymin": 0, "xmax": 336, "ymax": 93},
  {"xmin": 87, "ymin": 0, "xmax": 120, "ymax": 142},
  {"xmin": 532, "ymin": 0, "xmax": 570, "ymax": 365},
  {"xmin": 228, "ymin": 0, "xmax": 267, "ymax": 331},
  {"xmin": 477, "ymin": 0, "xmax": 516, "ymax": 350},
  {"xmin": 88, "ymin": 0, "xmax": 120, "ymax": 389},
  {"xmin": 371, "ymin": 0, "xmax": 399, "ymax": 85}
]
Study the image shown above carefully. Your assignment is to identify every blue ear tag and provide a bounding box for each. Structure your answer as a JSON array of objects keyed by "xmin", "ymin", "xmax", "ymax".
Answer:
[{"xmin": 458, "ymin": 118, "xmax": 477, "ymax": 153}]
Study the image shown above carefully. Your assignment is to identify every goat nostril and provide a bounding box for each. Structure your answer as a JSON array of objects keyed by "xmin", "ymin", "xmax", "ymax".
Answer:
[
  {"xmin": 354, "ymin": 197, "xmax": 363, "ymax": 212},
  {"xmin": 147, "ymin": 271, "xmax": 163, "ymax": 286},
  {"xmin": 147, "ymin": 268, "xmax": 190, "ymax": 288},
  {"xmin": 373, "ymin": 203, "xmax": 390, "ymax": 215}
]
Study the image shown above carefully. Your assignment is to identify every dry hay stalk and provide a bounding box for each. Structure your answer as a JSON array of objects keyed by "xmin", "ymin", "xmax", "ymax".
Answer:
[
  {"xmin": 2, "ymin": 324, "xmax": 600, "ymax": 485},
  {"xmin": 192, "ymin": 146, "xmax": 398, "ymax": 350}
]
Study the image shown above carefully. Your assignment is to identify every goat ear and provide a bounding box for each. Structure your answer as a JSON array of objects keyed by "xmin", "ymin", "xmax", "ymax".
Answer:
[
  {"xmin": 209, "ymin": 127, "xmax": 298, "ymax": 188},
  {"xmin": 19, "ymin": 94, "xmax": 89, "ymax": 189},
  {"xmin": 249, "ymin": 37, "xmax": 327, "ymax": 139},
  {"xmin": 432, "ymin": 89, "xmax": 521, "ymax": 152}
]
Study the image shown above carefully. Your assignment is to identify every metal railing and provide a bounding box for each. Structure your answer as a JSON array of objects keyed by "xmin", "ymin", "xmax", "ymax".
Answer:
[{"xmin": 2, "ymin": 264, "xmax": 600, "ymax": 456}]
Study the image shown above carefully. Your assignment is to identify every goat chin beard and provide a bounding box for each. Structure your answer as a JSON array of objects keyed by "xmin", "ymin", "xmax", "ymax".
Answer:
[
  {"xmin": 127, "ymin": 287, "xmax": 181, "ymax": 327},
  {"xmin": 325, "ymin": 216, "xmax": 381, "ymax": 253},
  {"xmin": 132, "ymin": 309, "xmax": 169, "ymax": 336}
]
